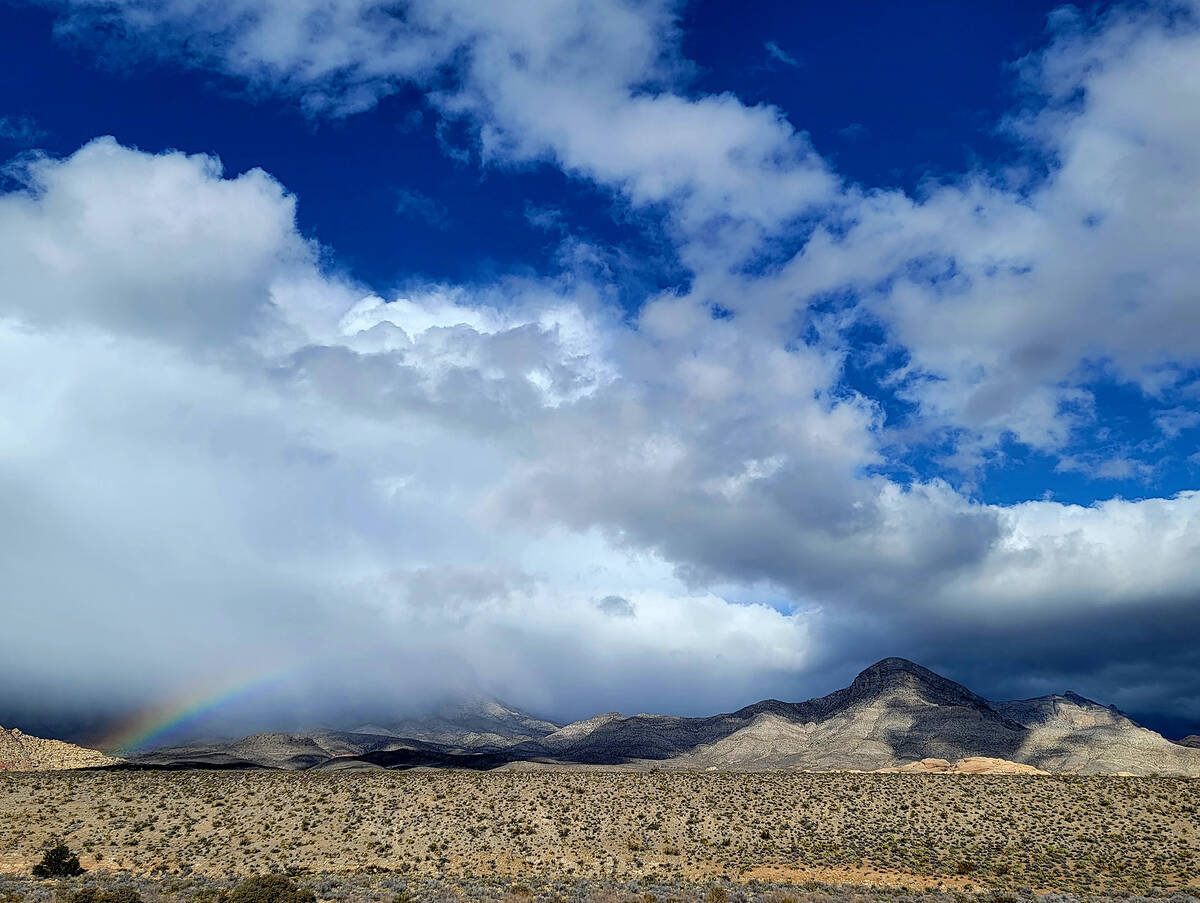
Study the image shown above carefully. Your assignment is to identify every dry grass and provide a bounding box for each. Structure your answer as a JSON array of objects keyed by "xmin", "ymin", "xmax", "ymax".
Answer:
[{"xmin": 1, "ymin": 771, "xmax": 1197, "ymax": 894}]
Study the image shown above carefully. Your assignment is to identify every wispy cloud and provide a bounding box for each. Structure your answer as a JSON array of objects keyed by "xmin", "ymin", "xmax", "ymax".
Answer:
[
  {"xmin": 764, "ymin": 40, "xmax": 800, "ymax": 68},
  {"xmin": 395, "ymin": 187, "xmax": 451, "ymax": 230},
  {"xmin": 524, "ymin": 203, "xmax": 565, "ymax": 233},
  {"xmin": 1155, "ymin": 407, "xmax": 1200, "ymax": 439},
  {"xmin": 0, "ymin": 115, "xmax": 45, "ymax": 146}
]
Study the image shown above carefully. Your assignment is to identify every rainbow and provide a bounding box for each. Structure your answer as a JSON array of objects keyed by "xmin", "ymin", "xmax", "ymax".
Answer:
[{"xmin": 96, "ymin": 665, "xmax": 295, "ymax": 755}]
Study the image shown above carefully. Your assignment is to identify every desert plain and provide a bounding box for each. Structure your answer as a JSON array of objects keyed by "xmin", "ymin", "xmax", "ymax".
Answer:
[{"xmin": 2, "ymin": 769, "xmax": 1198, "ymax": 898}]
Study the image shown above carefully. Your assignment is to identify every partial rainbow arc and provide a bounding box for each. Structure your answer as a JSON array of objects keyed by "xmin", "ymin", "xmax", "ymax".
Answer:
[{"xmin": 97, "ymin": 666, "xmax": 294, "ymax": 755}]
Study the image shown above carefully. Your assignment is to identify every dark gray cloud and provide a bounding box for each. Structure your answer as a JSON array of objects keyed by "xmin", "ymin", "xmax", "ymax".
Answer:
[{"xmin": 595, "ymin": 596, "xmax": 636, "ymax": 618}]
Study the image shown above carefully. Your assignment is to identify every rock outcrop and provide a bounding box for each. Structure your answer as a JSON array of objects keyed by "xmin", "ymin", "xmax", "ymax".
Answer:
[
  {"xmin": 0, "ymin": 725, "xmax": 120, "ymax": 771},
  {"xmin": 874, "ymin": 756, "xmax": 1048, "ymax": 774}
]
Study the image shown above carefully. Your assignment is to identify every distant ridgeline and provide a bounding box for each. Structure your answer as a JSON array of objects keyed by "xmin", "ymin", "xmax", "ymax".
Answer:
[{"xmin": 74, "ymin": 658, "xmax": 1200, "ymax": 777}]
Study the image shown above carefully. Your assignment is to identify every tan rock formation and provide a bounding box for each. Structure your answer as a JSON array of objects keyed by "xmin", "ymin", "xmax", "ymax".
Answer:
[
  {"xmin": 0, "ymin": 725, "xmax": 120, "ymax": 771},
  {"xmin": 876, "ymin": 756, "xmax": 1048, "ymax": 774}
]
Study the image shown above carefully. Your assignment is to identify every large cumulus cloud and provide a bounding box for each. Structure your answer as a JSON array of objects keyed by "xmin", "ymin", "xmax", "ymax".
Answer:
[
  {"xmin": 2, "ymin": 0, "xmax": 1200, "ymax": 738},
  {"xmin": 0, "ymin": 139, "xmax": 816, "ymax": 734}
]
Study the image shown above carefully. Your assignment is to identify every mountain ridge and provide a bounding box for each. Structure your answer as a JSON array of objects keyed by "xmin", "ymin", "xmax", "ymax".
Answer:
[
  {"xmin": 2, "ymin": 659, "xmax": 1177, "ymax": 776},
  {"xmin": 358, "ymin": 697, "xmax": 561, "ymax": 751},
  {"xmin": 103, "ymin": 657, "xmax": 1200, "ymax": 776}
]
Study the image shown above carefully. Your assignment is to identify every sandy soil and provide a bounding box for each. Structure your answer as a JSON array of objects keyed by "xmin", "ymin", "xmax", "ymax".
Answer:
[{"xmin": 1, "ymin": 770, "xmax": 1197, "ymax": 893}]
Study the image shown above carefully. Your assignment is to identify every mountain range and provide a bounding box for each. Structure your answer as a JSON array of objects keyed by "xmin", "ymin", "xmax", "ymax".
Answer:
[{"xmin": 6, "ymin": 658, "xmax": 1200, "ymax": 775}]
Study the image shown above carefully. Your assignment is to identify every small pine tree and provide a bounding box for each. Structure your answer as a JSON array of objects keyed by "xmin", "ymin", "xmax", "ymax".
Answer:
[{"xmin": 32, "ymin": 841, "xmax": 84, "ymax": 878}]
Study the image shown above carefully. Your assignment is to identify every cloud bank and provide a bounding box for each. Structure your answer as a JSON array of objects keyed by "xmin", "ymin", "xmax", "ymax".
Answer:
[{"xmin": 2, "ymin": 0, "xmax": 1200, "ymax": 739}]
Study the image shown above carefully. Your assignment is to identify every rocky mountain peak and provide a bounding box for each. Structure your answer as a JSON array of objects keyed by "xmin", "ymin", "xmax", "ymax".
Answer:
[
  {"xmin": 849, "ymin": 657, "xmax": 991, "ymax": 709},
  {"xmin": 853, "ymin": 657, "xmax": 926, "ymax": 681}
]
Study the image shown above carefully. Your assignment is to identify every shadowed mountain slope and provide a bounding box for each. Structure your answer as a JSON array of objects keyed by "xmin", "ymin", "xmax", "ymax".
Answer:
[
  {"xmin": 354, "ymin": 698, "xmax": 561, "ymax": 751},
  {"xmin": 996, "ymin": 693, "xmax": 1200, "ymax": 775},
  {"xmin": 517, "ymin": 658, "xmax": 1028, "ymax": 770},
  {"xmin": 127, "ymin": 730, "xmax": 472, "ymax": 770}
]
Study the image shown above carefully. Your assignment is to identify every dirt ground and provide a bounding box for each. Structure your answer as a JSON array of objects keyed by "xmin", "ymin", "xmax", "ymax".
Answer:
[{"xmin": 2, "ymin": 770, "xmax": 1198, "ymax": 893}]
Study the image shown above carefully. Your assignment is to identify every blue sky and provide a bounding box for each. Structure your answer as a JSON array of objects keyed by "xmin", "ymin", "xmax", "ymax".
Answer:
[
  {"xmin": 5, "ymin": 0, "xmax": 1190, "ymax": 508},
  {"xmin": 1, "ymin": 0, "xmax": 1199, "ymax": 739},
  {"xmin": 2, "ymin": 2, "xmax": 1085, "ymax": 286},
  {"xmin": 2, "ymin": 2, "xmax": 673, "ymax": 293}
]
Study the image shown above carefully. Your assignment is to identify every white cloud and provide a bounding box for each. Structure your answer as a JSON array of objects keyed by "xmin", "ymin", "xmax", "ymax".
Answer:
[
  {"xmin": 0, "ymin": 139, "xmax": 821, "ymax": 722},
  {"xmin": 775, "ymin": 2, "xmax": 1200, "ymax": 456},
  {"xmin": 7, "ymin": 0, "xmax": 1200, "ymax": 724},
  {"xmin": 46, "ymin": 0, "xmax": 838, "ymax": 266},
  {"xmin": 1156, "ymin": 407, "xmax": 1200, "ymax": 439},
  {"xmin": 969, "ymin": 492, "xmax": 1200, "ymax": 615},
  {"xmin": 0, "ymin": 137, "xmax": 308, "ymax": 346}
]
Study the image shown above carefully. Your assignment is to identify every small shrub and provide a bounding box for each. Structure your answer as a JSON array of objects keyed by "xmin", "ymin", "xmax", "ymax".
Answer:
[
  {"xmin": 69, "ymin": 888, "xmax": 142, "ymax": 903},
  {"xmin": 707, "ymin": 888, "xmax": 728, "ymax": 903},
  {"xmin": 33, "ymin": 843, "xmax": 84, "ymax": 878},
  {"xmin": 227, "ymin": 877, "xmax": 314, "ymax": 903},
  {"xmin": 100, "ymin": 889, "xmax": 142, "ymax": 903}
]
